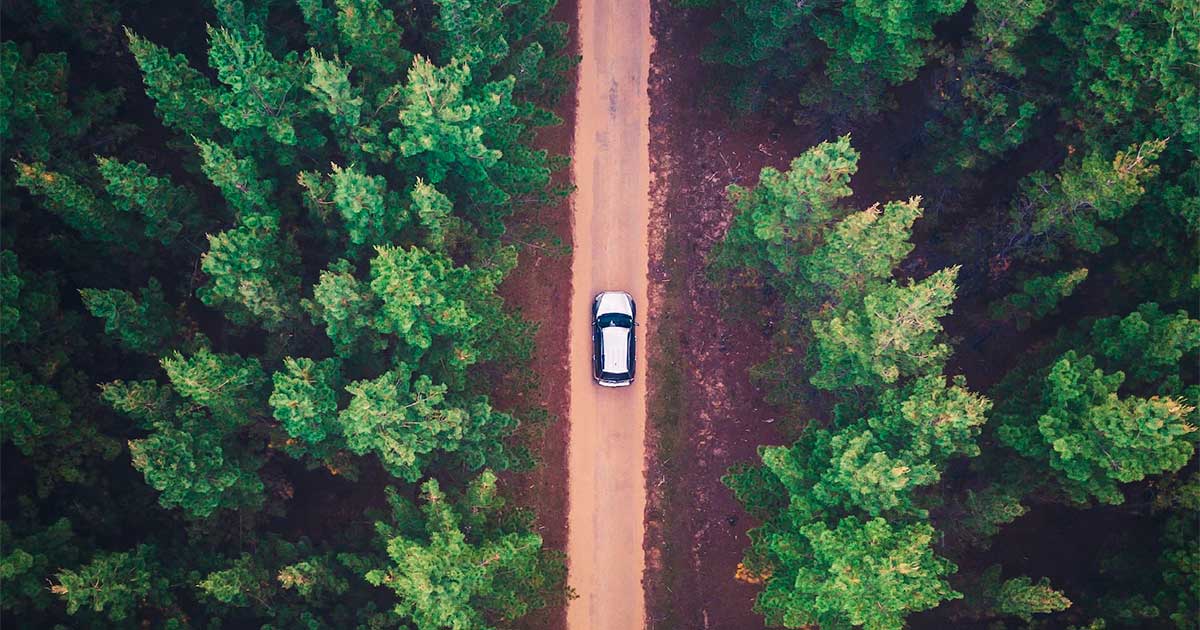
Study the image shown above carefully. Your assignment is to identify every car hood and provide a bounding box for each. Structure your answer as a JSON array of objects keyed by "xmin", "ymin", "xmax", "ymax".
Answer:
[{"xmin": 595, "ymin": 292, "xmax": 634, "ymax": 317}]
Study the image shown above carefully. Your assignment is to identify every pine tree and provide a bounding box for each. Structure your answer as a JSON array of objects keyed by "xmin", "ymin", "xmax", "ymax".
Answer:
[
  {"xmin": 924, "ymin": 0, "xmax": 1051, "ymax": 172},
  {"xmin": 306, "ymin": 258, "xmax": 386, "ymax": 358},
  {"xmin": 305, "ymin": 49, "xmax": 364, "ymax": 131},
  {"xmin": 364, "ymin": 474, "xmax": 568, "ymax": 628},
  {"xmin": 328, "ymin": 162, "xmax": 405, "ymax": 248},
  {"xmin": 269, "ymin": 357, "xmax": 343, "ymax": 447},
  {"xmin": 51, "ymin": 545, "xmax": 170, "ymax": 622},
  {"xmin": 198, "ymin": 212, "xmax": 302, "ymax": 330},
  {"xmin": 194, "ymin": 139, "xmax": 274, "ymax": 217},
  {"xmin": 1089, "ymin": 303, "xmax": 1200, "ymax": 390},
  {"xmin": 810, "ymin": 267, "xmax": 960, "ymax": 391},
  {"xmin": 338, "ymin": 365, "xmax": 517, "ymax": 481},
  {"xmin": 80, "ymin": 279, "xmax": 176, "ymax": 354},
  {"xmin": 997, "ymin": 351, "xmax": 1196, "ymax": 505},
  {"xmin": 125, "ymin": 28, "xmax": 220, "ymax": 137},
  {"xmin": 1, "ymin": 518, "xmax": 82, "ymax": 617},
  {"xmin": 989, "ymin": 268, "xmax": 1089, "ymax": 330},
  {"xmin": 161, "ymin": 348, "xmax": 268, "ymax": 430},
  {"xmin": 755, "ymin": 517, "xmax": 960, "ymax": 630},
  {"xmin": 959, "ymin": 565, "xmax": 1072, "ymax": 622},
  {"xmin": 12, "ymin": 160, "xmax": 131, "ymax": 245},
  {"xmin": 710, "ymin": 135, "xmax": 858, "ymax": 283},
  {"xmin": 796, "ymin": 197, "xmax": 922, "ymax": 305},
  {"xmin": 1008, "ymin": 140, "xmax": 1165, "ymax": 261},
  {"xmin": 695, "ymin": 0, "xmax": 964, "ymax": 114},
  {"xmin": 1, "ymin": 364, "xmax": 122, "ymax": 496},
  {"xmin": 1, "ymin": 41, "xmax": 129, "ymax": 167},
  {"xmin": 207, "ymin": 22, "xmax": 306, "ymax": 146},
  {"xmin": 126, "ymin": 410, "xmax": 265, "ymax": 517},
  {"xmin": 814, "ymin": 0, "xmax": 967, "ymax": 107},
  {"xmin": 95, "ymin": 157, "xmax": 198, "ymax": 244},
  {"xmin": 327, "ymin": 0, "xmax": 410, "ymax": 77},
  {"xmin": 369, "ymin": 244, "xmax": 497, "ymax": 370},
  {"xmin": 390, "ymin": 56, "xmax": 506, "ymax": 204}
]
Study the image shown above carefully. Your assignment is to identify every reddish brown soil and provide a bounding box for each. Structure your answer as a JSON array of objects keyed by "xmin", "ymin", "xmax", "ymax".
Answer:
[
  {"xmin": 495, "ymin": 2, "xmax": 579, "ymax": 629},
  {"xmin": 642, "ymin": 4, "xmax": 937, "ymax": 629}
]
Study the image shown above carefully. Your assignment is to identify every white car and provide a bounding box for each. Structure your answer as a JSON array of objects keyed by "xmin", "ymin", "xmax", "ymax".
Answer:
[{"xmin": 592, "ymin": 291, "xmax": 636, "ymax": 387}]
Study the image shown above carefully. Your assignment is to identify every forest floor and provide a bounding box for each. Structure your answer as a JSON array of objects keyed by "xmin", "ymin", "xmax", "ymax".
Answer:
[
  {"xmin": 497, "ymin": 2, "xmax": 579, "ymax": 630},
  {"xmin": 564, "ymin": 0, "xmax": 653, "ymax": 629},
  {"xmin": 642, "ymin": 3, "xmax": 938, "ymax": 628}
]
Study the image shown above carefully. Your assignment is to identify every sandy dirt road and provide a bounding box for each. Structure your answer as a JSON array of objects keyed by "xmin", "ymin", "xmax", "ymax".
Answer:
[{"xmin": 565, "ymin": 0, "xmax": 652, "ymax": 628}]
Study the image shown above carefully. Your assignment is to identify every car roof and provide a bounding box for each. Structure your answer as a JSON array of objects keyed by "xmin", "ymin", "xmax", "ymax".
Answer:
[
  {"xmin": 601, "ymin": 326, "xmax": 630, "ymax": 374},
  {"xmin": 595, "ymin": 291, "xmax": 634, "ymax": 317}
]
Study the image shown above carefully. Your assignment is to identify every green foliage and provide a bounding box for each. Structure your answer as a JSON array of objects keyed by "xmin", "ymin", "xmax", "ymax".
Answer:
[
  {"xmin": 80, "ymin": 279, "xmax": 176, "ymax": 354},
  {"xmin": 12, "ymin": 160, "xmax": 129, "ymax": 244},
  {"xmin": 339, "ymin": 365, "xmax": 517, "ymax": 481},
  {"xmin": 370, "ymin": 245, "xmax": 486, "ymax": 364},
  {"xmin": 198, "ymin": 212, "xmax": 301, "ymax": 330},
  {"xmin": 305, "ymin": 49, "xmax": 363, "ymax": 130},
  {"xmin": 127, "ymin": 409, "xmax": 265, "ymax": 517},
  {"xmin": 1, "ymin": 364, "xmax": 121, "ymax": 495},
  {"xmin": 95, "ymin": 157, "xmax": 197, "ymax": 244},
  {"xmin": 710, "ymin": 135, "xmax": 857, "ymax": 282},
  {"xmin": 195, "ymin": 139, "xmax": 274, "ymax": 217},
  {"xmin": 797, "ymin": 197, "xmax": 923, "ymax": 305},
  {"xmin": 328, "ymin": 0, "xmax": 410, "ymax": 76},
  {"xmin": 51, "ymin": 544, "xmax": 168, "ymax": 622},
  {"xmin": 1011, "ymin": 140, "xmax": 1165, "ymax": 260},
  {"xmin": 964, "ymin": 565, "xmax": 1072, "ymax": 622},
  {"xmin": 0, "ymin": 41, "xmax": 129, "ymax": 166},
  {"xmin": 410, "ymin": 178, "xmax": 458, "ymax": 249},
  {"xmin": 111, "ymin": 349, "xmax": 270, "ymax": 517},
  {"xmin": 810, "ymin": 267, "xmax": 960, "ymax": 391},
  {"xmin": 161, "ymin": 348, "xmax": 268, "ymax": 430},
  {"xmin": 989, "ymin": 268, "xmax": 1089, "ymax": 330},
  {"xmin": 269, "ymin": 357, "xmax": 343, "ymax": 446},
  {"xmin": 1051, "ymin": 0, "xmax": 1200, "ymax": 158},
  {"xmin": 2, "ymin": 0, "xmax": 574, "ymax": 625},
  {"xmin": 1089, "ymin": 303, "xmax": 1200, "ymax": 390},
  {"xmin": 946, "ymin": 487, "xmax": 1028, "ymax": 549},
  {"xmin": 991, "ymin": 575, "xmax": 1073, "ymax": 621},
  {"xmin": 997, "ymin": 351, "xmax": 1196, "ymax": 505},
  {"xmin": 760, "ymin": 375, "xmax": 989, "ymax": 520},
  {"xmin": 306, "ymin": 258, "xmax": 385, "ymax": 357},
  {"xmin": 433, "ymin": 0, "xmax": 511, "ymax": 72},
  {"xmin": 1156, "ymin": 513, "xmax": 1200, "ymax": 629},
  {"xmin": 125, "ymin": 27, "xmax": 220, "ymax": 137},
  {"xmin": 364, "ymin": 473, "xmax": 569, "ymax": 628},
  {"xmin": 278, "ymin": 555, "xmax": 350, "ymax": 600},
  {"xmin": 756, "ymin": 517, "xmax": 960, "ymax": 630},
  {"xmin": 696, "ymin": 0, "xmax": 964, "ymax": 113},
  {"xmin": 702, "ymin": 1, "xmax": 1199, "ymax": 628},
  {"xmin": 198, "ymin": 553, "xmax": 269, "ymax": 606},
  {"xmin": 196, "ymin": 536, "xmax": 357, "ymax": 620},
  {"xmin": 1, "ymin": 518, "xmax": 81, "ymax": 616},
  {"xmin": 390, "ymin": 56, "xmax": 506, "ymax": 201},
  {"xmin": 207, "ymin": 23, "xmax": 305, "ymax": 146},
  {"xmin": 329, "ymin": 162, "xmax": 403, "ymax": 248},
  {"xmin": 814, "ymin": 0, "xmax": 966, "ymax": 106},
  {"xmin": 923, "ymin": 0, "xmax": 1052, "ymax": 172},
  {"xmin": 727, "ymin": 372, "xmax": 987, "ymax": 627}
]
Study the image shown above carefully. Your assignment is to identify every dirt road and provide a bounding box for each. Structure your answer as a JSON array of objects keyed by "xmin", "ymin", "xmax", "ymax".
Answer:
[{"xmin": 565, "ymin": 0, "xmax": 652, "ymax": 628}]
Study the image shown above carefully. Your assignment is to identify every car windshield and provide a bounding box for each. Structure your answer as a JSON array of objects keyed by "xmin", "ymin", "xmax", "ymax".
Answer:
[{"xmin": 597, "ymin": 313, "xmax": 633, "ymax": 328}]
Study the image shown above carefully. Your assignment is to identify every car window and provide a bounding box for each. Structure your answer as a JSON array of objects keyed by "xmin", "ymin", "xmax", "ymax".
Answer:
[{"xmin": 597, "ymin": 313, "xmax": 633, "ymax": 328}]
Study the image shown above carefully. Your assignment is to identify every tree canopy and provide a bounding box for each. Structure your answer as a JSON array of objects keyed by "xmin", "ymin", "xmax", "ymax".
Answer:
[{"xmin": 1, "ymin": 0, "xmax": 574, "ymax": 625}]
